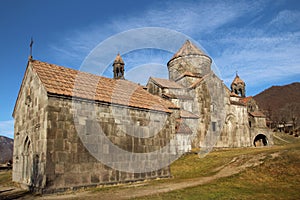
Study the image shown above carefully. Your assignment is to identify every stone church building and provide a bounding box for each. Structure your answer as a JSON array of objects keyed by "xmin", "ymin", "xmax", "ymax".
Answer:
[{"xmin": 12, "ymin": 40, "xmax": 272, "ymax": 193}]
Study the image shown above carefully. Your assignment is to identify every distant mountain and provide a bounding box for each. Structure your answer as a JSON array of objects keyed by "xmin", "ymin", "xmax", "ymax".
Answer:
[
  {"xmin": 253, "ymin": 82, "xmax": 300, "ymax": 127},
  {"xmin": 0, "ymin": 136, "xmax": 13, "ymax": 164}
]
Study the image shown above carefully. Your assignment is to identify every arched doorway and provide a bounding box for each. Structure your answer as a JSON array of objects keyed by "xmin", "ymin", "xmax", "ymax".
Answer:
[
  {"xmin": 22, "ymin": 136, "xmax": 32, "ymax": 184},
  {"xmin": 253, "ymin": 134, "xmax": 268, "ymax": 147},
  {"xmin": 221, "ymin": 114, "xmax": 236, "ymax": 147}
]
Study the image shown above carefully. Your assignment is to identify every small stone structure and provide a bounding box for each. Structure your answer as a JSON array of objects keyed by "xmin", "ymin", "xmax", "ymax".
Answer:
[{"xmin": 12, "ymin": 40, "xmax": 272, "ymax": 193}]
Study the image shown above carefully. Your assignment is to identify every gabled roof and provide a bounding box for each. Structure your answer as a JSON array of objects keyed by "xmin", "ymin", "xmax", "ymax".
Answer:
[
  {"xmin": 149, "ymin": 77, "xmax": 184, "ymax": 89},
  {"xmin": 29, "ymin": 60, "xmax": 178, "ymax": 113},
  {"xmin": 175, "ymin": 71, "xmax": 201, "ymax": 82},
  {"xmin": 176, "ymin": 120, "xmax": 193, "ymax": 135},
  {"xmin": 249, "ymin": 111, "xmax": 265, "ymax": 118},
  {"xmin": 180, "ymin": 110, "xmax": 199, "ymax": 119}
]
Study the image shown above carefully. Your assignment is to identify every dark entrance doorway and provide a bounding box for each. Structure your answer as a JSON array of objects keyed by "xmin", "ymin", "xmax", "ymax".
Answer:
[{"xmin": 253, "ymin": 134, "xmax": 268, "ymax": 147}]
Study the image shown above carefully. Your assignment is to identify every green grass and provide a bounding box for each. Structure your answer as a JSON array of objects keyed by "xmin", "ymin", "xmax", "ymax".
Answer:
[
  {"xmin": 133, "ymin": 133, "xmax": 300, "ymax": 200},
  {"xmin": 142, "ymin": 151, "xmax": 299, "ymax": 200},
  {"xmin": 0, "ymin": 170, "xmax": 14, "ymax": 187}
]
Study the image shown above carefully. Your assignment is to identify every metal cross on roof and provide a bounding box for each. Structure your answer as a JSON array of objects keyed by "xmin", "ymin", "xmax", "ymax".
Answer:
[{"xmin": 29, "ymin": 37, "xmax": 34, "ymax": 60}]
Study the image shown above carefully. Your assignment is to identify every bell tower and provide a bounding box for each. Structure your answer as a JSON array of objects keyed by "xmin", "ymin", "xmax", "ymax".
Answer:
[
  {"xmin": 113, "ymin": 53, "xmax": 125, "ymax": 79},
  {"xmin": 231, "ymin": 73, "xmax": 246, "ymax": 97}
]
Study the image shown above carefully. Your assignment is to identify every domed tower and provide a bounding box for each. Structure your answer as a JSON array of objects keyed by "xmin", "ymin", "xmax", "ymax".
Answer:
[
  {"xmin": 113, "ymin": 53, "xmax": 125, "ymax": 79},
  {"xmin": 167, "ymin": 40, "xmax": 212, "ymax": 81},
  {"xmin": 231, "ymin": 73, "xmax": 246, "ymax": 97}
]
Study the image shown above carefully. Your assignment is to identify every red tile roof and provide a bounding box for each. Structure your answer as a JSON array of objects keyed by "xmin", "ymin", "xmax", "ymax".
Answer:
[
  {"xmin": 150, "ymin": 77, "xmax": 184, "ymax": 89},
  {"xmin": 249, "ymin": 111, "xmax": 265, "ymax": 117},
  {"xmin": 176, "ymin": 120, "xmax": 193, "ymax": 134},
  {"xmin": 180, "ymin": 110, "xmax": 199, "ymax": 119},
  {"xmin": 30, "ymin": 60, "xmax": 178, "ymax": 113},
  {"xmin": 240, "ymin": 96, "xmax": 253, "ymax": 104}
]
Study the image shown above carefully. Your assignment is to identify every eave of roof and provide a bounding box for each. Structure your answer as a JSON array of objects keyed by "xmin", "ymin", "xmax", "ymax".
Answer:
[
  {"xmin": 180, "ymin": 110, "xmax": 199, "ymax": 119},
  {"xmin": 230, "ymin": 100, "xmax": 246, "ymax": 106},
  {"xmin": 249, "ymin": 111, "xmax": 265, "ymax": 118},
  {"xmin": 150, "ymin": 77, "xmax": 184, "ymax": 89},
  {"xmin": 30, "ymin": 60, "xmax": 178, "ymax": 113},
  {"xmin": 175, "ymin": 71, "xmax": 201, "ymax": 82}
]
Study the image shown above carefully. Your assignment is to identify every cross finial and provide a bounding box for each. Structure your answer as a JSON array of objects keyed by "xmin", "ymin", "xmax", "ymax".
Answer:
[
  {"xmin": 236, "ymin": 70, "xmax": 238, "ymax": 77},
  {"xmin": 29, "ymin": 37, "xmax": 34, "ymax": 61}
]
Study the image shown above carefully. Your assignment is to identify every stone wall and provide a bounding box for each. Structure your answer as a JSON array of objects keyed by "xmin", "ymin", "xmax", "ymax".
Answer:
[
  {"xmin": 168, "ymin": 55, "xmax": 211, "ymax": 81},
  {"xmin": 13, "ymin": 63, "xmax": 48, "ymax": 190},
  {"xmin": 146, "ymin": 81, "xmax": 162, "ymax": 96},
  {"xmin": 44, "ymin": 96, "xmax": 175, "ymax": 193}
]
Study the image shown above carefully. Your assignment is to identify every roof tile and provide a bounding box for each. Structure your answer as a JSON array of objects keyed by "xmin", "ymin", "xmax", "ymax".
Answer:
[
  {"xmin": 180, "ymin": 110, "xmax": 199, "ymax": 119},
  {"xmin": 150, "ymin": 77, "xmax": 184, "ymax": 89},
  {"xmin": 249, "ymin": 111, "xmax": 265, "ymax": 117},
  {"xmin": 176, "ymin": 120, "xmax": 193, "ymax": 134},
  {"xmin": 31, "ymin": 60, "xmax": 178, "ymax": 113}
]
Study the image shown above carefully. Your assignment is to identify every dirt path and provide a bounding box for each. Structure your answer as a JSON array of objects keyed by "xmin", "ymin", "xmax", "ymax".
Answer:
[{"xmin": 32, "ymin": 151, "xmax": 280, "ymax": 200}]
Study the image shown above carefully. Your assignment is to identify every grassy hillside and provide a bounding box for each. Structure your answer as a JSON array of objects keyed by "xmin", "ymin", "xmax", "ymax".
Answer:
[{"xmin": 135, "ymin": 133, "xmax": 300, "ymax": 200}]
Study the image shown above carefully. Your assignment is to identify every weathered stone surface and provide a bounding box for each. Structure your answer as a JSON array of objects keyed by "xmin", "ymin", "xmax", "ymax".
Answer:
[{"xmin": 13, "ymin": 60, "xmax": 175, "ymax": 193}]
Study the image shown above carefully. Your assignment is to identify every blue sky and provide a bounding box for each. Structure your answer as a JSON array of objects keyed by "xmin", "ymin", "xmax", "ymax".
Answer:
[{"xmin": 1, "ymin": 0, "xmax": 300, "ymax": 138}]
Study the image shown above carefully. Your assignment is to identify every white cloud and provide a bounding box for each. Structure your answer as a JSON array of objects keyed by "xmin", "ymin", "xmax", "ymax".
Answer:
[
  {"xmin": 48, "ymin": 0, "xmax": 299, "ymax": 96},
  {"xmin": 0, "ymin": 120, "xmax": 14, "ymax": 139},
  {"xmin": 269, "ymin": 10, "xmax": 300, "ymax": 29},
  {"xmin": 213, "ymin": 30, "xmax": 300, "ymax": 93},
  {"xmin": 49, "ymin": 0, "xmax": 265, "ymax": 66}
]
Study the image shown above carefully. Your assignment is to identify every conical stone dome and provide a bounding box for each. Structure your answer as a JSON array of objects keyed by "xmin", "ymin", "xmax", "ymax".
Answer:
[
  {"xmin": 113, "ymin": 53, "xmax": 124, "ymax": 65},
  {"xmin": 167, "ymin": 40, "xmax": 212, "ymax": 81},
  {"xmin": 169, "ymin": 40, "xmax": 207, "ymax": 61}
]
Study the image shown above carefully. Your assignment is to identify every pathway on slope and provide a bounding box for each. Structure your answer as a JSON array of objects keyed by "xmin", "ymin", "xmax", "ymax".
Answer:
[{"xmin": 36, "ymin": 151, "xmax": 280, "ymax": 200}]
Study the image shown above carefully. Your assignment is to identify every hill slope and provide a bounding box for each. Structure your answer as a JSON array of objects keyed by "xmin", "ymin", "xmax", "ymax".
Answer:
[
  {"xmin": 0, "ymin": 136, "xmax": 13, "ymax": 164},
  {"xmin": 253, "ymin": 82, "xmax": 300, "ymax": 125},
  {"xmin": 253, "ymin": 82, "xmax": 300, "ymax": 111}
]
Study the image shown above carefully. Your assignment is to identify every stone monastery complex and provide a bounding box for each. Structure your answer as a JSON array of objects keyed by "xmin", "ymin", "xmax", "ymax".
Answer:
[{"xmin": 12, "ymin": 40, "xmax": 272, "ymax": 193}]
